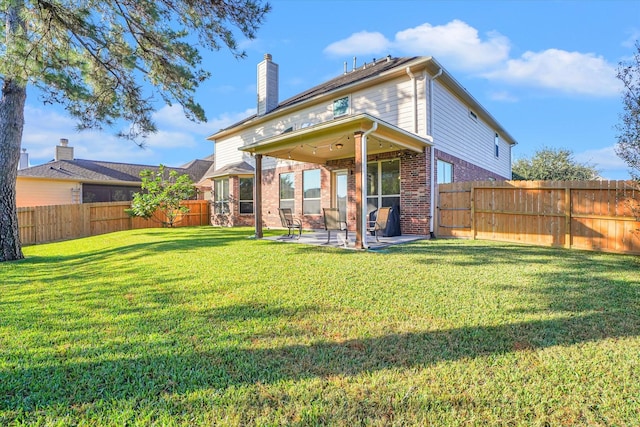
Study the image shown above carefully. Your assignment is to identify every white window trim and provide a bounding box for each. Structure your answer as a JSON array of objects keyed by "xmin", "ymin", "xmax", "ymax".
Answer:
[
  {"xmin": 303, "ymin": 169, "xmax": 321, "ymax": 215},
  {"xmin": 333, "ymin": 95, "xmax": 350, "ymax": 118}
]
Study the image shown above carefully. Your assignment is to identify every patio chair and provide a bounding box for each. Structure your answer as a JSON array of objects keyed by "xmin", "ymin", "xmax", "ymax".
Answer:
[
  {"xmin": 367, "ymin": 207, "xmax": 391, "ymax": 242},
  {"xmin": 278, "ymin": 208, "xmax": 302, "ymax": 239},
  {"xmin": 323, "ymin": 208, "xmax": 348, "ymax": 246}
]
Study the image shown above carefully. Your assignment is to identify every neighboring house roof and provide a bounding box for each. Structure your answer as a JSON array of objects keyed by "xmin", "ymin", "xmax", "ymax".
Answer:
[
  {"xmin": 18, "ymin": 157, "xmax": 214, "ymax": 185},
  {"xmin": 208, "ymin": 55, "xmax": 517, "ymax": 146},
  {"xmin": 208, "ymin": 161, "xmax": 255, "ymax": 179}
]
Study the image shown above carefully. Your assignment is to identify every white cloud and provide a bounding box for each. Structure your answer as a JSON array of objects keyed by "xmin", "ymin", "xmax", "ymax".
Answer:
[
  {"xmin": 395, "ymin": 20, "xmax": 510, "ymax": 70},
  {"xmin": 324, "ymin": 31, "xmax": 392, "ymax": 56},
  {"xmin": 488, "ymin": 90, "xmax": 519, "ymax": 103},
  {"xmin": 484, "ymin": 49, "xmax": 621, "ymax": 97},
  {"xmin": 574, "ymin": 145, "xmax": 628, "ymax": 171},
  {"xmin": 151, "ymin": 104, "xmax": 212, "ymax": 135},
  {"xmin": 21, "ymin": 103, "xmax": 256, "ymax": 167},
  {"xmin": 323, "ymin": 20, "xmax": 622, "ymax": 98}
]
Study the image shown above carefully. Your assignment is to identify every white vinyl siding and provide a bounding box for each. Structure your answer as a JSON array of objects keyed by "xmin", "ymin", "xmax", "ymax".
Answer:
[
  {"xmin": 214, "ymin": 134, "xmax": 247, "ymax": 169},
  {"xmin": 351, "ymin": 76, "xmax": 426, "ymax": 134},
  {"xmin": 432, "ymin": 81, "xmax": 511, "ymax": 178},
  {"xmin": 213, "ymin": 72, "xmax": 510, "ymax": 178},
  {"xmin": 213, "ymin": 74, "xmax": 427, "ymax": 174}
]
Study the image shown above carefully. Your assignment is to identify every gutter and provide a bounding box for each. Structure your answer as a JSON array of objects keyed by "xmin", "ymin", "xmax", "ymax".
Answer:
[
  {"xmin": 429, "ymin": 68, "xmax": 442, "ymax": 238},
  {"xmin": 406, "ymin": 67, "xmax": 418, "ymax": 134}
]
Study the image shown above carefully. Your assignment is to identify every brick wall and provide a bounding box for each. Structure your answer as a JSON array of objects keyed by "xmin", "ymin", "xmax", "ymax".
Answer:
[
  {"xmin": 210, "ymin": 176, "xmax": 255, "ymax": 227},
  {"xmin": 260, "ymin": 162, "xmax": 332, "ymax": 230},
  {"xmin": 213, "ymin": 149, "xmax": 507, "ymax": 235},
  {"xmin": 257, "ymin": 149, "xmax": 432, "ymax": 235}
]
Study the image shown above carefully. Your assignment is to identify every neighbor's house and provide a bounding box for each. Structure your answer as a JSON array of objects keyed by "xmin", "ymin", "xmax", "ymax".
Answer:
[
  {"xmin": 17, "ymin": 139, "xmax": 214, "ymax": 207},
  {"xmin": 206, "ymin": 54, "xmax": 517, "ymax": 248}
]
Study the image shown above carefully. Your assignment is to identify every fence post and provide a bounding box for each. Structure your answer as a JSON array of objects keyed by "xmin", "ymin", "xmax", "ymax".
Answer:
[
  {"xmin": 470, "ymin": 184, "xmax": 476, "ymax": 240},
  {"xmin": 564, "ymin": 186, "xmax": 571, "ymax": 249}
]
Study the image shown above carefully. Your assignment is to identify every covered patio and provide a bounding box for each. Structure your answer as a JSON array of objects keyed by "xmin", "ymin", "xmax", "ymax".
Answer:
[{"xmin": 240, "ymin": 113, "xmax": 433, "ymax": 249}]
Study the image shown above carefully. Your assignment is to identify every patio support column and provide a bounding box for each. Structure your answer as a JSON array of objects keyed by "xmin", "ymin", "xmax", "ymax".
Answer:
[
  {"xmin": 254, "ymin": 154, "xmax": 263, "ymax": 238},
  {"xmin": 353, "ymin": 131, "xmax": 365, "ymax": 249}
]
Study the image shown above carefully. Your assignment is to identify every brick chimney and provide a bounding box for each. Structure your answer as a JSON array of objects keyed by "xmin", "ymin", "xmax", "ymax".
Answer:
[
  {"xmin": 55, "ymin": 138, "xmax": 74, "ymax": 161},
  {"xmin": 257, "ymin": 53, "xmax": 278, "ymax": 116}
]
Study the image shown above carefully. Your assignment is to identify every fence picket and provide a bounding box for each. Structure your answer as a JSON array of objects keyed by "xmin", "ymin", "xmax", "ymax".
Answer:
[
  {"xmin": 18, "ymin": 200, "xmax": 210, "ymax": 245},
  {"xmin": 438, "ymin": 180, "xmax": 640, "ymax": 256}
]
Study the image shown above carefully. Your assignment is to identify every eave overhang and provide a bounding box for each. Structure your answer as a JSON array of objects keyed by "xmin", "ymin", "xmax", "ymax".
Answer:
[{"xmin": 238, "ymin": 113, "xmax": 433, "ymax": 164}]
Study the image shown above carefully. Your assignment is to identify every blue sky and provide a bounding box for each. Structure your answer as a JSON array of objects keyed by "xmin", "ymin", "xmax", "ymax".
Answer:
[{"xmin": 20, "ymin": 0, "xmax": 640, "ymax": 179}]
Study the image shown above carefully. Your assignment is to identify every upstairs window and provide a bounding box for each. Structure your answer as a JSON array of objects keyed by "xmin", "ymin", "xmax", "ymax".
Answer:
[
  {"xmin": 333, "ymin": 96, "xmax": 349, "ymax": 118},
  {"xmin": 494, "ymin": 133, "xmax": 500, "ymax": 158}
]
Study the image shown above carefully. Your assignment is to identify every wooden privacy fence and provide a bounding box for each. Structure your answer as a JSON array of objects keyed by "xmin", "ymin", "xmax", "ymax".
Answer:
[
  {"xmin": 437, "ymin": 180, "xmax": 640, "ymax": 255},
  {"xmin": 18, "ymin": 200, "xmax": 210, "ymax": 246}
]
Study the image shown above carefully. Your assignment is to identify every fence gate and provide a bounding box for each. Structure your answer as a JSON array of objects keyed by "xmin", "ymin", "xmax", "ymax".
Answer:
[{"xmin": 436, "ymin": 182, "xmax": 473, "ymax": 238}]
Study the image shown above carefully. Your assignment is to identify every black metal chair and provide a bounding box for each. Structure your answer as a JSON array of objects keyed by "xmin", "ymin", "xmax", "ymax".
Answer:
[
  {"xmin": 278, "ymin": 208, "xmax": 302, "ymax": 239},
  {"xmin": 323, "ymin": 208, "xmax": 348, "ymax": 246}
]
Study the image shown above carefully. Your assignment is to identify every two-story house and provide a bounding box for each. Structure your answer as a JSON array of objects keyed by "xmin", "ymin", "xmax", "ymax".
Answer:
[{"xmin": 207, "ymin": 54, "xmax": 517, "ymax": 249}]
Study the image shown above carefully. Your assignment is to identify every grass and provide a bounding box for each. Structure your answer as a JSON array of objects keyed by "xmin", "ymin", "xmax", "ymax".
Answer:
[{"xmin": 1, "ymin": 226, "xmax": 639, "ymax": 426}]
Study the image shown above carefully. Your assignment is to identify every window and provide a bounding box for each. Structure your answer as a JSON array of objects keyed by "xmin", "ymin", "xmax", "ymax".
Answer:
[
  {"xmin": 494, "ymin": 133, "xmax": 500, "ymax": 158},
  {"xmin": 333, "ymin": 96, "xmax": 349, "ymax": 118},
  {"xmin": 279, "ymin": 172, "xmax": 295, "ymax": 212},
  {"xmin": 303, "ymin": 169, "xmax": 321, "ymax": 215},
  {"xmin": 239, "ymin": 177, "xmax": 254, "ymax": 214},
  {"xmin": 213, "ymin": 178, "xmax": 229, "ymax": 214},
  {"xmin": 366, "ymin": 159, "xmax": 400, "ymax": 213},
  {"xmin": 437, "ymin": 160, "xmax": 453, "ymax": 184}
]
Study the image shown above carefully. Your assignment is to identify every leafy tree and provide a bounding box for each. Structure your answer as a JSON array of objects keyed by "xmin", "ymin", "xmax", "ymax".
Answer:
[
  {"xmin": 126, "ymin": 165, "xmax": 195, "ymax": 227},
  {"xmin": 0, "ymin": 0, "xmax": 270, "ymax": 261},
  {"xmin": 512, "ymin": 147, "xmax": 600, "ymax": 181},
  {"xmin": 615, "ymin": 41, "xmax": 640, "ymax": 181}
]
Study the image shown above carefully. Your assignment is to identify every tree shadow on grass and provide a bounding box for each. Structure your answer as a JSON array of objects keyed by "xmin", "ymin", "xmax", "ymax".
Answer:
[
  {"xmin": 3, "ymin": 227, "xmax": 258, "ymax": 286},
  {"xmin": 1, "ymin": 305, "xmax": 638, "ymax": 414}
]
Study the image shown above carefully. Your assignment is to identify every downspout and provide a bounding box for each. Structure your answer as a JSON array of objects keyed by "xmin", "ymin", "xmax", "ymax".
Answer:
[
  {"xmin": 429, "ymin": 68, "xmax": 442, "ymax": 238},
  {"xmin": 406, "ymin": 67, "xmax": 418, "ymax": 134},
  {"xmin": 361, "ymin": 121, "xmax": 378, "ymax": 248}
]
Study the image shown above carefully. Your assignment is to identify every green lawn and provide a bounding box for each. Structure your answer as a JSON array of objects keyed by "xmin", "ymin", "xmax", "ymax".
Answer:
[{"xmin": 1, "ymin": 227, "xmax": 639, "ymax": 426}]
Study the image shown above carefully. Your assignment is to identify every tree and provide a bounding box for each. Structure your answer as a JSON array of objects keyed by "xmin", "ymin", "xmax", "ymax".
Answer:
[
  {"xmin": 512, "ymin": 147, "xmax": 600, "ymax": 181},
  {"xmin": 0, "ymin": 0, "xmax": 270, "ymax": 261},
  {"xmin": 126, "ymin": 165, "xmax": 195, "ymax": 227},
  {"xmin": 615, "ymin": 41, "xmax": 640, "ymax": 181}
]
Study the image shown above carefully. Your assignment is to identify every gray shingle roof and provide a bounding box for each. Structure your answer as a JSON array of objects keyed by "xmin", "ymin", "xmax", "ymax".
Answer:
[{"xmin": 18, "ymin": 157, "xmax": 214, "ymax": 184}]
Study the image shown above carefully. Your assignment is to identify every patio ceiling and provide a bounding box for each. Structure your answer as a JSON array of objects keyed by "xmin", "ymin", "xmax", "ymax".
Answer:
[{"xmin": 239, "ymin": 113, "xmax": 433, "ymax": 163}]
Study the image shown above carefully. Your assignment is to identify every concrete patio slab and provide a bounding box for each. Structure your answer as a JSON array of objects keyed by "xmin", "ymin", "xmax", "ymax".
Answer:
[{"xmin": 262, "ymin": 230, "xmax": 428, "ymax": 250}]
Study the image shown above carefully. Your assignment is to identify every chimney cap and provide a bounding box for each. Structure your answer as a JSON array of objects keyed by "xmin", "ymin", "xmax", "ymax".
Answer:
[
  {"xmin": 264, "ymin": 53, "xmax": 272, "ymax": 61},
  {"xmin": 60, "ymin": 138, "xmax": 69, "ymax": 146}
]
